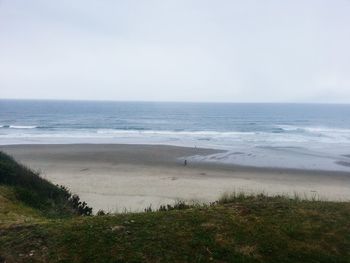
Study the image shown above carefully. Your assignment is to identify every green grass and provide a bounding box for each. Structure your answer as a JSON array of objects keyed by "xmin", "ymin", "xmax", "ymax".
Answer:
[
  {"xmin": 0, "ymin": 152, "xmax": 92, "ymax": 218},
  {"xmin": 1, "ymin": 152, "xmax": 350, "ymax": 262}
]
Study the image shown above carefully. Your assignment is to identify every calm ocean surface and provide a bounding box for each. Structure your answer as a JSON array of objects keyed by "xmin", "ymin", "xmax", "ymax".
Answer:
[{"xmin": 1, "ymin": 99, "xmax": 350, "ymax": 171}]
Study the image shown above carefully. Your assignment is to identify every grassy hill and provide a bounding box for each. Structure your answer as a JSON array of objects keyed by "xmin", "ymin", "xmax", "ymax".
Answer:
[{"xmin": 1, "ymin": 152, "xmax": 350, "ymax": 263}]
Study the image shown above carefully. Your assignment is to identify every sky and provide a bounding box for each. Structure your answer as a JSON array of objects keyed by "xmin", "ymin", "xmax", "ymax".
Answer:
[{"xmin": 0, "ymin": 0, "xmax": 350, "ymax": 103}]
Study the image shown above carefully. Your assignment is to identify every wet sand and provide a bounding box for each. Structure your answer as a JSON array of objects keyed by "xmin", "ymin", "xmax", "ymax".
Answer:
[{"xmin": 1, "ymin": 144, "xmax": 350, "ymax": 213}]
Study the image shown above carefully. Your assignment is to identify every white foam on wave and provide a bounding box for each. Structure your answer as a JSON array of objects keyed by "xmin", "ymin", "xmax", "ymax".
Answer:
[
  {"xmin": 277, "ymin": 125, "xmax": 350, "ymax": 134},
  {"xmin": 0, "ymin": 123, "xmax": 350, "ymax": 152},
  {"xmin": 4, "ymin": 125, "xmax": 38, "ymax": 129},
  {"xmin": 95, "ymin": 129, "xmax": 255, "ymax": 136},
  {"xmin": 276, "ymin": 125, "xmax": 350, "ymax": 141},
  {"xmin": 303, "ymin": 126, "xmax": 350, "ymax": 134},
  {"xmin": 1, "ymin": 126, "xmax": 350, "ymax": 144}
]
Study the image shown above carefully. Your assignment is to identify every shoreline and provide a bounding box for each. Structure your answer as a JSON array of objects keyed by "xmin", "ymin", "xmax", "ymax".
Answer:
[
  {"xmin": 1, "ymin": 143, "xmax": 350, "ymax": 212},
  {"xmin": 2, "ymin": 143, "xmax": 350, "ymax": 176}
]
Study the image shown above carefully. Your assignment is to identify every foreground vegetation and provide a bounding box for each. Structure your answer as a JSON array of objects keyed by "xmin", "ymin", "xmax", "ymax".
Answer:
[{"xmin": 1, "ymin": 152, "xmax": 350, "ymax": 262}]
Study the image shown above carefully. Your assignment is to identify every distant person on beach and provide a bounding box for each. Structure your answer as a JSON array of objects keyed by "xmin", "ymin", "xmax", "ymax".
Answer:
[{"xmin": 184, "ymin": 159, "xmax": 187, "ymax": 166}]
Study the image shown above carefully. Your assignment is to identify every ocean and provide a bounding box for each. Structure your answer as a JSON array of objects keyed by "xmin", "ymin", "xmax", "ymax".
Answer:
[{"xmin": 1, "ymin": 99, "xmax": 350, "ymax": 172}]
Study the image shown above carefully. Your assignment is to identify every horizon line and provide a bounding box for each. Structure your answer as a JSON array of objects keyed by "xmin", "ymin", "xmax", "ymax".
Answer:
[{"xmin": 0, "ymin": 97, "xmax": 349, "ymax": 105}]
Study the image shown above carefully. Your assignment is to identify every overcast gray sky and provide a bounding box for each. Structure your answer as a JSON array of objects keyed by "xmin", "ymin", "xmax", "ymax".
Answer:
[{"xmin": 1, "ymin": 0, "xmax": 350, "ymax": 103}]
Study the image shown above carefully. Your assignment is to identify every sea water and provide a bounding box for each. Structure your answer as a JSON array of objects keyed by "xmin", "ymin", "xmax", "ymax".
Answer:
[{"xmin": 1, "ymin": 99, "xmax": 350, "ymax": 172}]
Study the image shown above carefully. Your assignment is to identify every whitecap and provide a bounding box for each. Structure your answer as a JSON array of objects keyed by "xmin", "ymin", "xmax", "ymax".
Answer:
[{"xmin": 9, "ymin": 125, "xmax": 37, "ymax": 129}]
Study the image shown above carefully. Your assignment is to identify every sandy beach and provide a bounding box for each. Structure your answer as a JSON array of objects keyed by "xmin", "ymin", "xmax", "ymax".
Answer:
[{"xmin": 1, "ymin": 144, "xmax": 350, "ymax": 213}]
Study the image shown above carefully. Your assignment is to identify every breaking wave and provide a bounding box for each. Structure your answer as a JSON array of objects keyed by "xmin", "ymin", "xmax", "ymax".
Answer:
[{"xmin": 1, "ymin": 125, "xmax": 38, "ymax": 129}]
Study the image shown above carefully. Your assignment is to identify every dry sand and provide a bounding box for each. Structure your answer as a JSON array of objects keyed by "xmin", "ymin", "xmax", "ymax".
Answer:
[{"xmin": 1, "ymin": 144, "xmax": 350, "ymax": 213}]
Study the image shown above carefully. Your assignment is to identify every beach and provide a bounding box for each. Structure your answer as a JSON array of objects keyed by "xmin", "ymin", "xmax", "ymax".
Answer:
[{"xmin": 1, "ymin": 144, "xmax": 350, "ymax": 213}]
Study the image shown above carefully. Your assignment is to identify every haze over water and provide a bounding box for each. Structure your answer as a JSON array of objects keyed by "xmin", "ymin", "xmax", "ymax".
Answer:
[{"xmin": 1, "ymin": 99, "xmax": 350, "ymax": 172}]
